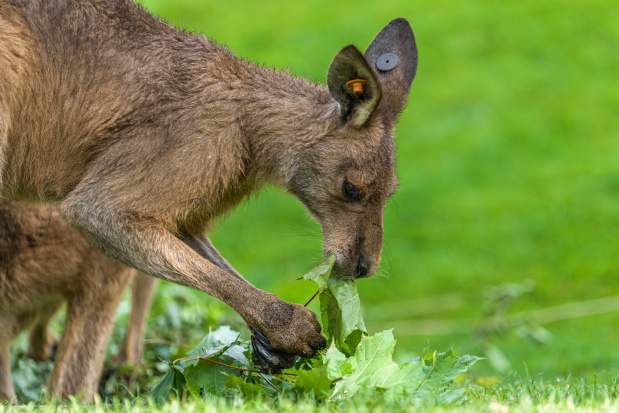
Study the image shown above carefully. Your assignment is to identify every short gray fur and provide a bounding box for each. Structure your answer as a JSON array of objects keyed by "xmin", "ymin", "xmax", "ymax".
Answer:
[{"xmin": 364, "ymin": 18, "xmax": 418, "ymax": 118}]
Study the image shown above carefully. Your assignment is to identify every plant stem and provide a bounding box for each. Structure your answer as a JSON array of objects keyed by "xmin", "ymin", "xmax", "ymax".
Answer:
[
  {"xmin": 259, "ymin": 373, "xmax": 281, "ymax": 392},
  {"xmin": 275, "ymin": 374, "xmax": 296, "ymax": 384},
  {"xmin": 304, "ymin": 290, "xmax": 320, "ymax": 307}
]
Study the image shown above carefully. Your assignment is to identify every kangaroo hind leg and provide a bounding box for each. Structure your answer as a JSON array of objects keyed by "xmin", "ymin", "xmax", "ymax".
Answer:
[{"xmin": 47, "ymin": 269, "xmax": 129, "ymax": 401}]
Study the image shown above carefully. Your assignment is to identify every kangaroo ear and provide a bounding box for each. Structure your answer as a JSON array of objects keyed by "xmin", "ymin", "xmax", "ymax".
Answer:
[
  {"xmin": 364, "ymin": 18, "xmax": 418, "ymax": 118},
  {"xmin": 327, "ymin": 45, "xmax": 381, "ymax": 128}
]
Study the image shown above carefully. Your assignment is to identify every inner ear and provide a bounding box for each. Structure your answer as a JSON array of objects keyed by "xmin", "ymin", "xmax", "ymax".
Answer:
[{"xmin": 327, "ymin": 45, "xmax": 381, "ymax": 128}]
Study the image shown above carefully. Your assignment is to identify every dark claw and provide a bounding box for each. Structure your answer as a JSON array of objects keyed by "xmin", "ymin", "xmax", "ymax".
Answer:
[
  {"xmin": 251, "ymin": 327, "xmax": 273, "ymax": 351},
  {"xmin": 250, "ymin": 327, "xmax": 298, "ymax": 374},
  {"xmin": 49, "ymin": 342, "xmax": 58, "ymax": 362}
]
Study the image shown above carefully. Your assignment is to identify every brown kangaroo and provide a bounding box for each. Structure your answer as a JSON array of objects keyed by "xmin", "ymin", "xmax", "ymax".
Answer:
[
  {"xmin": 0, "ymin": 0, "xmax": 418, "ymax": 387},
  {"xmin": 0, "ymin": 201, "xmax": 157, "ymax": 402}
]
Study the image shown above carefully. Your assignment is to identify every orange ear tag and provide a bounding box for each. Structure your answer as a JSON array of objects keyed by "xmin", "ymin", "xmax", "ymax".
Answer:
[{"xmin": 345, "ymin": 79, "xmax": 368, "ymax": 95}]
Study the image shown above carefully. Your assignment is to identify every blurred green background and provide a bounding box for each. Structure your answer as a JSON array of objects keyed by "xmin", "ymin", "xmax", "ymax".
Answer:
[{"xmin": 125, "ymin": 0, "xmax": 619, "ymax": 378}]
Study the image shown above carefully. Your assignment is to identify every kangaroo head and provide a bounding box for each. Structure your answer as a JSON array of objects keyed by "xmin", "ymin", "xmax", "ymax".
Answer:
[{"xmin": 288, "ymin": 18, "xmax": 418, "ymax": 279}]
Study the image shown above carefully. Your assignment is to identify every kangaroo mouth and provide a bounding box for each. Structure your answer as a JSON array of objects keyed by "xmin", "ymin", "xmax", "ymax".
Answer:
[{"xmin": 331, "ymin": 256, "xmax": 373, "ymax": 280}]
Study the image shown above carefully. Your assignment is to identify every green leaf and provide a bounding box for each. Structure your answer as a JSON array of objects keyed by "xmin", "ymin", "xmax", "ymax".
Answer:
[
  {"xmin": 331, "ymin": 330, "xmax": 398, "ymax": 398},
  {"xmin": 187, "ymin": 325, "xmax": 242, "ymax": 357},
  {"xmin": 323, "ymin": 345, "xmax": 352, "ymax": 379},
  {"xmin": 183, "ymin": 359, "xmax": 240, "ymax": 396},
  {"xmin": 217, "ymin": 344, "xmax": 251, "ymax": 367},
  {"xmin": 187, "ymin": 327, "xmax": 250, "ymax": 368},
  {"xmin": 330, "ymin": 330, "xmax": 481, "ymax": 400},
  {"xmin": 362, "ymin": 360, "xmax": 425, "ymax": 395},
  {"xmin": 148, "ymin": 258, "xmax": 482, "ymax": 404},
  {"xmin": 183, "ymin": 341, "xmax": 246, "ymax": 396},
  {"xmin": 303, "ymin": 254, "xmax": 366, "ymax": 356},
  {"xmin": 319, "ymin": 275, "xmax": 367, "ymax": 356},
  {"xmin": 150, "ymin": 365, "xmax": 186, "ymax": 404},
  {"xmin": 302, "ymin": 254, "xmax": 336, "ymax": 292},
  {"xmin": 293, "ymin": 365, "xmax": 333, "ymax": 399},
  {"xmin": 418, "ymin": 347, "xmax": 482, "ymax": 391},
  {"xmin": 225, "ymin": 375, "xmax": 270, "ymax": 399}
]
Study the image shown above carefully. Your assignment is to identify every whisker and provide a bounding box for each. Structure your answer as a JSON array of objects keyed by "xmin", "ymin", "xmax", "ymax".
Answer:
[{"xmin": 381, "ymin": 239, "xmax": 395, "ymax": 275}]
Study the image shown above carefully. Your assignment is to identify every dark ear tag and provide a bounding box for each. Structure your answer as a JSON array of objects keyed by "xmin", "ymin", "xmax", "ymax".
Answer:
[{"xmin": 376, "ymin": 53, "xmax": 399, "ymax": 71}]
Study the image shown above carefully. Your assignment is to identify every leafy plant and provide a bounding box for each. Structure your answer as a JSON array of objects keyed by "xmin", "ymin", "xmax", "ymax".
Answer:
[{"xmin": 150, "ymin": 256, "xmax": 481, "ymax": 404}]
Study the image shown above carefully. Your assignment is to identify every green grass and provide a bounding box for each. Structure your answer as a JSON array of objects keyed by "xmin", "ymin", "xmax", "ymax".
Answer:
[
  {"xmin": 7, "ymin": 0, "xmax": 619, "ymax": 410},
  {"xmin": 4, "ymin": 376, "xmax": 619, "ymax": 412}
]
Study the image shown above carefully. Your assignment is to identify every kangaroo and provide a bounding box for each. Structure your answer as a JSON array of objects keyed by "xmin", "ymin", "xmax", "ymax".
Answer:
[
  {"xmin": 0, "ymin": 0, "xmax": 418, "ymax": 386},
  {"xmin": 0, "ymin": 201, "xmax": 157, "ymax": 402}
]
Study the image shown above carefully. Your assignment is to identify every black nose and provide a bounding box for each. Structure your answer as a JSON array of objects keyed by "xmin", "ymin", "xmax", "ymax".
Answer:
[{"xmin": 355, "ymin": 255, "xmax": 370, "ymax": 278}]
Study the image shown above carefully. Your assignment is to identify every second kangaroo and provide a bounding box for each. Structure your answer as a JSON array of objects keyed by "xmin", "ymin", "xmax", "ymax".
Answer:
[{"xmin": 0, "ymin": 0, "xmax": 418, "ymax": 376}]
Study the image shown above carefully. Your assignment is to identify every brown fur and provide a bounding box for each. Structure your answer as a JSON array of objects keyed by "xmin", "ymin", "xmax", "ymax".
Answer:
[
  {"xmin": 0, "ymin": 201, "xmax": 157, "ymax": 402},
  {"xmin": 0, "ymin": 0, "xmax": 418, "ymax": 394},
  {"xmin": 112, "ymin": 273, "xmax": 158, "ymax": 366}
]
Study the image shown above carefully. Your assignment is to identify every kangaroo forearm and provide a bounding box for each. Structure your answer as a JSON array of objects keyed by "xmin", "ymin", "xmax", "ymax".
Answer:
[
  {"xmin": 181, "ymin": 234, "xmax": 248, "ymax": 284},
  {"xmin": 61, "ymin": 201, "xmax": 273, "ymax": 325}
]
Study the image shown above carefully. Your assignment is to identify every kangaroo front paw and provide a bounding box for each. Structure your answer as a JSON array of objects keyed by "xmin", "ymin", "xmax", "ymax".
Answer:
[
  {"xmin": 250, "ymin": 327, "xmax": 298, "ymax": 373},
  {"xmin": 250, "ymin": 300, "xmax": 326, "ymax": 373}
]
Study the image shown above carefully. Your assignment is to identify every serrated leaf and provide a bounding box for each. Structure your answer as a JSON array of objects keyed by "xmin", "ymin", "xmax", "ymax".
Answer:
[
  {"xmin": 330, "ymin": 330, "xmax": 481, "ymax": 400},
  {"xmin": 363, "ymin": 360, "xmax": 425, "ymax": 395},
  {"xmin": 218, "ymin": 344, "xmax": 251, "ymax": 367},
  {"xmin": 303, "ymin": 254, "xmax": 336, "ymax": 292},
  {"xmin": 331, "ymin": 330, "xmax": 397, "ymax": 398},
  {"xmin": 183, "ymin": 359, "xmax": 240, "ymax": 396},
  {"xmin": 187, "ymin": 325, "xmax": 242, "ymax": 357},
  {"xmin": 187, "ymin": 328, "xmax": 250, "ymax": 368},
  {"xmin": 419, "ymin": 347, "xmax": 482, "ymax": 391},
  {"xmin": 150, "ymin": 365, "xmax": 186, "ymax": 404}
]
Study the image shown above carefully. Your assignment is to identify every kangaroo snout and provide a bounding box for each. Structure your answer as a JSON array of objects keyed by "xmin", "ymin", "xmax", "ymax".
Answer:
[
  {"xmin": 327, "ymin": 235, "xmax": 382, "ymax": 279},
  {"xmin": 330, "ymin": 249, "xmax": 381, "ymax": 279},
  {"xmin": 321, "ymin": 210, "xmax": 386, "ymax": 280},
  {"xmin": 356, "ymin": 253, "xmax": 371, "ymax": 278}
]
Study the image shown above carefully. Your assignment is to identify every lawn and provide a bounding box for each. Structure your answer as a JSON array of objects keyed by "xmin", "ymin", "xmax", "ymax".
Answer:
[
  {"xmin": 4, "ymin": 376, "xmax": 619, "ymax": 412},
  {"xmin": 6, "ymin": 0, "xmax": 619, "ymax": 410}
]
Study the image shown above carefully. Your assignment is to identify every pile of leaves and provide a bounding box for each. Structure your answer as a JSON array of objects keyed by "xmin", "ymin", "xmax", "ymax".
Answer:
[{"xmin": 151, "ymin": 255, "xmax": 481, "ymax": 405}]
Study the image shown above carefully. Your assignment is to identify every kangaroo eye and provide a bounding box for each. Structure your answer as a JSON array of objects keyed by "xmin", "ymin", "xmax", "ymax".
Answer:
[{"xmin": 342, "ymin": 181, "xmax": 361, "ymax": 202}]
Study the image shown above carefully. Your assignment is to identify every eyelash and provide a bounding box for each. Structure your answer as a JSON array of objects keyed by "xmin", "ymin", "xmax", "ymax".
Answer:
[{"xmin": 342, "ymin": 180, "xmax": 361, "ymax": 202}]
